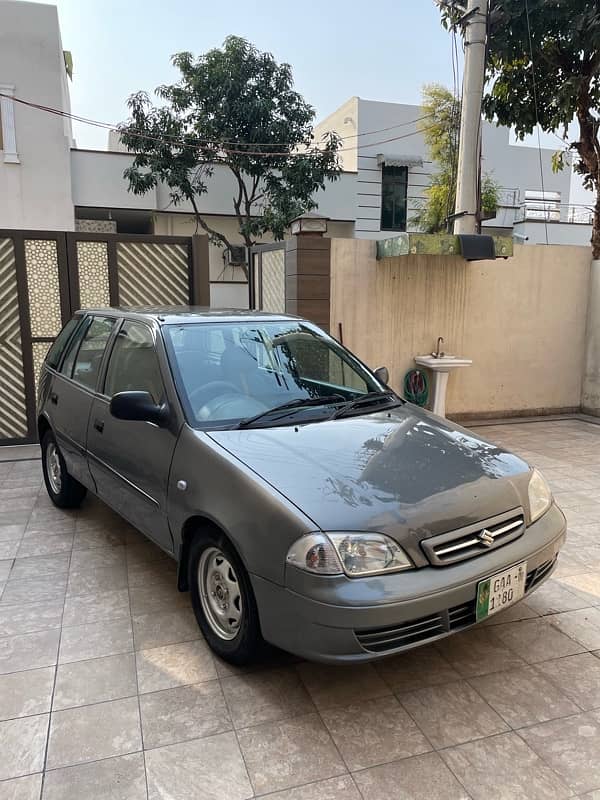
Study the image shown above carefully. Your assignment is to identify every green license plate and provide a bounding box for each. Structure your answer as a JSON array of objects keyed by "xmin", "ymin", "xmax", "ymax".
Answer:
[{"xmin": 476, "ymin": 561, "xmax": 527, "ymax": 622}]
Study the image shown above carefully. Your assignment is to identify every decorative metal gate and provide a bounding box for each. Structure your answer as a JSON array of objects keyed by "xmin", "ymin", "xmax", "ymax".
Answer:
[
  {"xmin": 250, "ymin": 243, "xmax": 286, "ymax": 313},
  {"xmin": 0, "ymin": 230, "xmax": 208, "ymax": 445}
]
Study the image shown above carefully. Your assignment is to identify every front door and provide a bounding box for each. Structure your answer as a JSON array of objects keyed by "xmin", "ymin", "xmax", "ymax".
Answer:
[{"xmin": 86, "ymin": 320, "xmax": 178, "ymax": 552}]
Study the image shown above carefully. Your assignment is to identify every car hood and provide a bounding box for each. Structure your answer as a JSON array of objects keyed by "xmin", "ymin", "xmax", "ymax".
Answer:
[{"xmin": 207, "ymin": 404, "xmax": 532, "ymax": 561}]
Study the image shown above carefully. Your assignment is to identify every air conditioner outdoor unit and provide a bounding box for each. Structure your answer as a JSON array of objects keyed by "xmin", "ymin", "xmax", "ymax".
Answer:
[{"xmin": 225, "ymin": 245, "xmax": 247, "ymax": 266}]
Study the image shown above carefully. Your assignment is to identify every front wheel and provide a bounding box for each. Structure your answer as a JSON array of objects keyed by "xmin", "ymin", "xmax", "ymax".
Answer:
[
  {"xmin": 189, "ymin": 533, "xmax": 264, "ymax": 664},
  {"xmin": 41, "ymin": 430, "xmax": 87, "ymax": 509}
]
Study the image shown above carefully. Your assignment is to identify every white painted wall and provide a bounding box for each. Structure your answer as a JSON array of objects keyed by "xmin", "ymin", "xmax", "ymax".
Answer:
[
  {"xmin": 0, "ymin": 1, "xmax": 74, "ymax": 230},
  {"xmin": 513, "ymin": 219, "xmax": 593, "ymax": 247}
]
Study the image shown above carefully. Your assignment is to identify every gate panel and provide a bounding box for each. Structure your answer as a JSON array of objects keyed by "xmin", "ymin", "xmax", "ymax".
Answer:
[
  {"xmin": 0, "ymin": 238, "xmax": 28, "ymax": 440},
  {"xmin": 116, "ymin": 241, "xmax": 190, "ymax": 306},
  {"xmin": 76, "ymin": 240, "xmax": 111, "ymax": 308}
]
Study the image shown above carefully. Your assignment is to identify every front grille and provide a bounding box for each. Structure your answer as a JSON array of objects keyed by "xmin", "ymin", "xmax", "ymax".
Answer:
[
  {"xmin": 421, "ymin": 509, "xmax": 526, "ymax": 566},
  {"xmin": 355, "ymin": 555, "xmax": 558, "ymax": 654}
]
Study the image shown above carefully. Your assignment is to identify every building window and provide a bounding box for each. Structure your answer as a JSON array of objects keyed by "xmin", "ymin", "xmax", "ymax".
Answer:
[
  {"xmin": 381, "ymin": 165, "xmax": 408, "ymax": 231},
  {"xmin": 0, "ymin": 84, "xmax": 19, "ymax": 163}
]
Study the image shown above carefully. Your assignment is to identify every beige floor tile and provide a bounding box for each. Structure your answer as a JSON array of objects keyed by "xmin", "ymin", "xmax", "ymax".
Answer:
[
  {"xmin": 0, "ymin": 630, "xmax": 60, "ymax": 674},
  {"xmin": 0, "ymin": 560, "xmax": 13, "ymax": 581},
  {"xmin": 258, "ymin": 775, "xmax": 361, "ymax": 800},
  {"xmin": 72, "ymin": 529, "xmax": 127, "ymax": 549},
  {"xmin": 520, "ymin": 710, "xmax": 600, "ymax": 795},
  {"xmin": 127, "ymin": 558, "xmax": 176, "ymax": 588},
  {"xmin": 62, "ymin": 588, "xmax": 130, "ymax": 627},
  {"xmin": 352, "ymin": 751, "xmax": 469, "ymax": 800},
  {"xmin": 399, "ymin": 679, "xmax": 508, "ymax": 749},
  {"xmin": 0, "ymin": 666, "xmax": 55, "ymax": 720},
  {"xmin": 140, "ymin": 680, "xmax": 230, "ymax": 748},
  {"xmin": 525, "ymin": 578, "xmax": 592, "ymax": 614},
  {"xmin": 136, "ymin": 639, "xmax": 216, "ymax": 693},
  {"xmin": 373, "ymin": 644, "xmax": 460, "ymax": 691},
  {"xmin": 0, "ymin": 541, "xmax": 20, "ymax": 560},
  {"xmin": 46, "ymin": 696, "xmax": 142, "ymax": 770},
  {"xmin": 237, "ymin": 713, "xmax": 346, "ymax": 795},
  {"xmin": 296, "ymin": 662, "xmax": 390, "ymax": 710},
  {"xmin": 321, "ymin": 695, "xmax": 430, "ymax": 771},
  {"xmin": 537, "ymin": 652, "xmax": 600, "ymax": 710},
  {"xmin": 440, "ymin": 730, "xmax": 571, "ymax": 799},
  {"xmin": 221, "ymin": 667, "xmax": 314, "ymax": 729},
  {"xmin": 9, "ymin": 554, "xmax": 70, "ymax": 581},
  {"xmin": 549, "ymin": 608, "xmax": 600, "ymax": 650},
  {"xmin": 53, "ymin": 652, "xmax": 137, "ymax": 710},
  {"xmin": 0, "ymin": 713, "xmax": 48, "ymax": 780},
  {"xmin": 492, "ymin": 617, "xmax": 585, "ymax": 663},
  {"xmin": 42, "ymin": 752, "xmax": 146, "ymax": 800},
  {"xmin": 559, "ymin": 572, "xmax": 600, "ymax": 604},
  {"xmin": 1, "ymin": 574, "xmax": 67, "ymax": 606},
  {"xmin": 435, "ymin": 627, "xmax": 526, "ymax": 677},
  {"xmin": 66, "ymin": 564, "xmax": 128, "ymax": 596},
  {"xmin": 145, "ymin": 731, "xmax": 252, "ymax": 800},
  {"xmin": 0, "ymin": 524, "xmax": 26, "ymax": 542},
  {"xmin": 0, "ymin": 600, "xmax": 63, "ymax": 638},
  {"xmin": 24, "ymin": 519, "xmax": 75, "ymax": 537},
  {"xmin": 69, "ymin": 545, "xmax": 126, "ymax": 571},
  {"xmin": 469, "ymin": 665, "xmax": 580, "ymax": 727},
  {"xmin": 132, "ymin": 608, "xmax": 199, "ymax": 650},
  {"xmin": 0, "ymin": 773, "xmax": 42, "ymax": 800},
  {"xmin": 16, "ymin": 534, "xmax": 73, "ymax": 558},
  {"xmin": 129, "ymin": 583, "xmax": 188, "ymax": 616},
  {"xmin": 59, "ymin": 618, "xmax": 133, "ymax": 664}
]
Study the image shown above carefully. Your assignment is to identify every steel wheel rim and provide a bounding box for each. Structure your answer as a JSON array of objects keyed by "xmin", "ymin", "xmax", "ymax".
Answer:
[
  {"xmin": 198, "ymin": 547, "xmax": 243, "ymax": 641},
  {"xmin": 46, "ymin": 442, "xmax": 62, "ymax": 495}
]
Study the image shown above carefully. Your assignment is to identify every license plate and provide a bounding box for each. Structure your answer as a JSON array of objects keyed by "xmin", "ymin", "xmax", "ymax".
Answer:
[{"xmin": 476, "ymin": 561, "xmax": 527, "ymax": 622}]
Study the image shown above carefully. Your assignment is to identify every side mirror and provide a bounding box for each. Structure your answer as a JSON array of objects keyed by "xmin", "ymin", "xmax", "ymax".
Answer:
[
  {"xmin": 110, "ymin": 391, "xmax": 169, "ymax": 426},
  {"xmin": 374, "ymin": 366, "xmax": 389, "ymax": 385}
]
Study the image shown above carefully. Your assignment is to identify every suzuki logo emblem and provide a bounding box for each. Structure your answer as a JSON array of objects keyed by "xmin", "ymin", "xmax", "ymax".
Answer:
[{"xmin": 478, "ymin": 529, "xmax": 494, "ymax": 547}]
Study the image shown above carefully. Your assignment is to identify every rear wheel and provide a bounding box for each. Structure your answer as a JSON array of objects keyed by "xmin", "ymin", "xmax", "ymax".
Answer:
[
  {"xmin": 189, "ymin": 532, "xmax": 264, "ymax": 664},
  {"xmin": 41, "ymin": 430, "xmax": 87, "ymax": 509}
]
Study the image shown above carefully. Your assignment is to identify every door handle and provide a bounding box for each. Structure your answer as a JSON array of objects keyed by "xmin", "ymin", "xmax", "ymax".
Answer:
[
  {"xmin": 50, "ymin": 392, "xmax": 58, "ymax": 405},
  {"xmin": 93, "ymin": 419, "xmax": 104, "ymax": 433}
]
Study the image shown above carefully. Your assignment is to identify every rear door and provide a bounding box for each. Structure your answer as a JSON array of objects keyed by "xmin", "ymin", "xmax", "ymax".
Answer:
[
  {"xmin": 86, "ymin": 319, "xmax": 180, "ymax": 552},
  {"xmin": 44, "ymin": 315, "xmax": 116, "ymax": 488}
]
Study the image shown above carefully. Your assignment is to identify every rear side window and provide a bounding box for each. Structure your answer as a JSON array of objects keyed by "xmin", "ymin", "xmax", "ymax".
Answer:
[
  {"xmin": 71, "ymin": 317, "xmax": 116, "ymax": 390},
  {"xmin": 60, "ymin": 316, "xmax": 91, "ymax": 378},
  {"xmin": 45, "ymin": 317, "xmax": 82, "ymax": 370}
]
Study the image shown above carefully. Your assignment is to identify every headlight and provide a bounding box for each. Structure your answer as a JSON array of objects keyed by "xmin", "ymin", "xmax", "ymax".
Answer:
[
  {"xmin": 528, "ymin": 468, "xmax": 553, "ymax": 523},
  {"xmin": 286, "ymin": 532, "xmax": 412, "ymax": 577}
]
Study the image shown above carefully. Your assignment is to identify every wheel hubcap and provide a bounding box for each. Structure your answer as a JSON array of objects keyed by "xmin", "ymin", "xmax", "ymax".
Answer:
[
  {"xmin": 198, "ymin": 547, "xmax": 242, "ymax": 640},
  {"xmin": 46, "ymin": 443, "xmax": 62, "ymax": 494}
]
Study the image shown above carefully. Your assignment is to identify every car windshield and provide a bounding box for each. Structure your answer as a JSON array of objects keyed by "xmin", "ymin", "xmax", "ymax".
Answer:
[{"xmin": 163, "ymin": 320, "xmax": 386, "ymax": 428}]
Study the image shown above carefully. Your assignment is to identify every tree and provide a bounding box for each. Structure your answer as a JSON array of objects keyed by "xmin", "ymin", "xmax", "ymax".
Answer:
[
  {"xmin": 437, "ymin": 0, "xmax": 600, "ymax": 257},
  {"xmin": 411, "ymin": 84, "xmax": 499, "ymax": 233},
  {"xmin": 118, "ymin": 36, "xmax": 341, "ymax": 275}
]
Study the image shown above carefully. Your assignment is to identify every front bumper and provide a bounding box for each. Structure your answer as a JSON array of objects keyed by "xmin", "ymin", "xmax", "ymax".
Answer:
[{"xmin": 251, "ymin": 502, "xmax": 567, "ymax": 663}]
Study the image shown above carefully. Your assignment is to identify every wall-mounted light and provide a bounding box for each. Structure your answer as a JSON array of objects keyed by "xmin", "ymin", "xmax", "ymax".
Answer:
[{"xmin": 290, "ymin": 212, "xmax": 329, "ymax": 237}]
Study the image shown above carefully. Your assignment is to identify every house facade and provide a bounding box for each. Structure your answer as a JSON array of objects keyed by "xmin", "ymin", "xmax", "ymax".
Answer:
[{"xmin": 0, "ymin": 0, "xmax": 592, "ymax": 309}]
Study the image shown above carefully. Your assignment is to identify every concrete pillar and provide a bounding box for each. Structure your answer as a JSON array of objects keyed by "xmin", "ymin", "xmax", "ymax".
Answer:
[{"xmin": 582, "ymin": 259, "xmax": 600, "ymax": 415}]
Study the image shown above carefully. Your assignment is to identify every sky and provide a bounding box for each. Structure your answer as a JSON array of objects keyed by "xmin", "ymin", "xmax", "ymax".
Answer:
[
  {"xmin": 53, "ymin": 0, "xmax": 460, "ymax": 150},
  {"xmin": 51, "ymin": 0, "xmax": 592, "ymax": 206}
]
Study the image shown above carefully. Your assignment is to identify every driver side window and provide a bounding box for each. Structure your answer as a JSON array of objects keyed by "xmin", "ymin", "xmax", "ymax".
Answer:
[{"xmin": 104, "ymin": 321, "xmax": 164, "ymax": 404}]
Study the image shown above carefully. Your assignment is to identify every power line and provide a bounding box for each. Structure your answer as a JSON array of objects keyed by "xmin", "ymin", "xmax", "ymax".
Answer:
[
  {"xmin": 525, "ymin": 0, "xmax": 550, "ymax": 245},
  {"xmin": 0, "ymin": 91, "xmax": 435, "ymax": 156}
]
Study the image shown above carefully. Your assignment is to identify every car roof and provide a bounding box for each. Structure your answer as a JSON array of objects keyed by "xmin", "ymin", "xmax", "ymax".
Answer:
[{"xmin": 75, "ymin": 306, "xmax": 302, "ymax": 325}]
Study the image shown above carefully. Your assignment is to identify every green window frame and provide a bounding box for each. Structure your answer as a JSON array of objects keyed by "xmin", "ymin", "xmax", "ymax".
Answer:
[{"xmin": 381, "ymin": 165, "xmax": 408, "ymax": 232}]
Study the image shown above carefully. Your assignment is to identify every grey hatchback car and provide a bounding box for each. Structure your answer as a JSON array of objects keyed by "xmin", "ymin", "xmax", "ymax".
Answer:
[{"xmin": 38, "ymin": 307, "xmax": 566, "ymax": 664}]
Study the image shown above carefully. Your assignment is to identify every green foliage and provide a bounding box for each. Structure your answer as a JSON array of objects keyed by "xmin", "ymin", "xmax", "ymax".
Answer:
[
  {"xmin": 436, "ymin": 0, "xmax": 600, "ymax": 254},
  {"xmin": 118, "ymin": 36, "xmax": 341, "ymax": 264},
  {"xmin": 411, "ymin": 83, "xmax": 499, "ymax": 232}
]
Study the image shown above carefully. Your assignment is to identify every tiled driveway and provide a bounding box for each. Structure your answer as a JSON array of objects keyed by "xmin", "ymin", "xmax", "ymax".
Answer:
[{"xmin": 1, "ymin": 419, "xmax": 600, "ymax": 799}]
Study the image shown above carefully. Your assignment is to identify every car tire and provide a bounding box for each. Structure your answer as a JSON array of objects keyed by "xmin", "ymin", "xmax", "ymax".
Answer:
[
  {"xmin": 189, "ymin": 531, "xmax": 264, "ymax": 665},
  {"xmin": 41, "ymin": 430, "xmax": 87, "ymax": 509}
]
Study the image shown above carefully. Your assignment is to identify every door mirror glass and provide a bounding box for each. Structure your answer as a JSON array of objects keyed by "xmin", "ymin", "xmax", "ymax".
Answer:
[
  {"xmin": 374, "ymin": 366, "xmax": 389, "ymax": 385},
  {"xmin": 110, "ymin": 391, "xmax": 168, "ymax": 426}
]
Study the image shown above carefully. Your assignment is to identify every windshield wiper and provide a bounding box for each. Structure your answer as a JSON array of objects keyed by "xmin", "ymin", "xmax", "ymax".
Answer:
[
  {"xmin": 236, "ymin": 394, "xmax": 347, "ymax": 429},
  {"xmin": 329, "ymin": 390, "xmax": 402, "ymax": 420}
]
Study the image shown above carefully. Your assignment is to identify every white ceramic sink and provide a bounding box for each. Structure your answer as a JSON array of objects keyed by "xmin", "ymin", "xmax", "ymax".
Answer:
[
  {"xmin": 414, "ymin": 355, "xmax": 473, "ymax": 372},
  {"xmin": 414, "ymin": 354, "xmax": 473, "ymax": 417}
]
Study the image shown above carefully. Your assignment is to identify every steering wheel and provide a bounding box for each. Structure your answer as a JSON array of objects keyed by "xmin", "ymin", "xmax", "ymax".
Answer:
[{"xmin": 188, "ymin": 381, "xmax": 240, "ymax": 410}]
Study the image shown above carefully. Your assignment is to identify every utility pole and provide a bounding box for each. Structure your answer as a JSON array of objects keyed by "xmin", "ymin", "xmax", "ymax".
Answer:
[{"xmin": 453, "ymin": 0, "xmax": 488, "ymax": 235}]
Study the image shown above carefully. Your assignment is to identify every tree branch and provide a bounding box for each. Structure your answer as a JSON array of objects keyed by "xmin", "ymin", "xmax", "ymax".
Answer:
[{"xmin": 189, "ymin": 194, "xmax": 232, "ymax": 249}]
